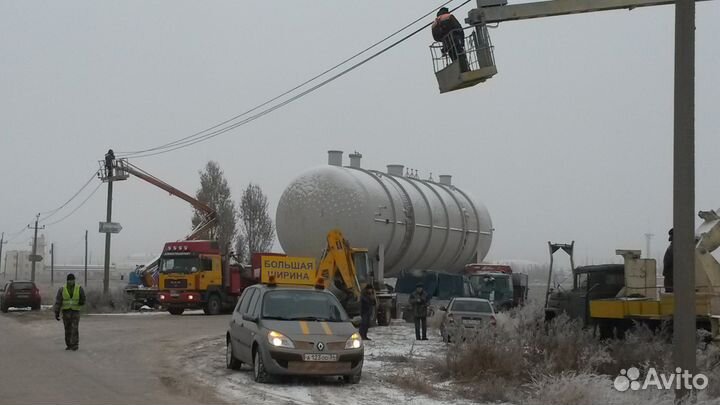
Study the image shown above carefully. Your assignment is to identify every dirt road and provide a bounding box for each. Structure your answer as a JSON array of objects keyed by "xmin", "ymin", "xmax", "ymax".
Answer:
[
  {"xmin": 0, "ymin": 309, "xmax": 230, "ymax": 405},
  {"xmin": 0, "ymin": 309, "xmax": 471, "ymax": 405}
]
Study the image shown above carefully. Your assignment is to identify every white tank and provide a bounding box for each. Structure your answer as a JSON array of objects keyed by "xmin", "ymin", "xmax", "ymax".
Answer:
[{"xmin": 275, "ymin": 151, "xmax": 493, "ymax": 277}]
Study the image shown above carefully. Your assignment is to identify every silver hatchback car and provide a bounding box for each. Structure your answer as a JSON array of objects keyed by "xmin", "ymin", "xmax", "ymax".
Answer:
[
  {"xmin": 439, "ymin": 297, "xmax": 496, "ymax": 342},
  {"xmin": 226, "ymin": 284, "xmax": 364, "ymax": 383}
]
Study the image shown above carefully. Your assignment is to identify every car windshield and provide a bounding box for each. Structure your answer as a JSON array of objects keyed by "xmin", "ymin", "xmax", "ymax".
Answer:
[
  {"xmin": 451, "ymin": 300, "xmax": 492, "ymax": 313},
  {"xmin": 12, "ymin": 282, "xmax": 35, "ymax": 290},
  {"xmin": 470, "ymin": 274, "xmax": 512, "ymax": 301},
  {"xmin": 262, "ymin": 290, "xmax": 349, "ymax": 322},
  {"xmin": 159, "ymin": 256, "xmax": 200, "ymax": 274}
]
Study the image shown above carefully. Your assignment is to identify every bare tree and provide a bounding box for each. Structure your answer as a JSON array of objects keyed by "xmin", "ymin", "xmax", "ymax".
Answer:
[
  {"xmin": 192, "ymin": 161, "xmax": 237, "ymax": 253},
  {"xmin": 237, "ymin": 183, "xmax": 275, "ymax": 258},
  {"xmin": 234, "ymin": 233, "xmax": 248, "ymax": 264}
]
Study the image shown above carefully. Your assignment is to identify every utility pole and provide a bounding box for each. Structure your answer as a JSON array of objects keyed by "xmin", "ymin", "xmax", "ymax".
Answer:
[
  {"xmin": 50, "ymin": 243, "xmax": 54, "ymax": 286},
  {"xmin": 644, "ymin": 233, "xmax": 654, "ymax": 259},
  {"xmin": 28, "ymin": 213, "xmax": 45, "ymax": 283},
  {"xmin": 3, "ymin": 253, "xmax": 7, "ymax": 278},
  {"xmin": 14, "ymin": 252, "xmax": 19, "ymax": 279},
  {"xmin": 673, "ymin": 0, "xmax": 696, "ymax": 399},
  {"xmin": 84, "ymin": 230, "xmax": 88, "ymax": 287},
  {"xmin": 103, "ymin": 172, "xmax": 113, "ymax": 295},
  {"xmin": 0, "ymin": 232, "xmax": 6, "ymax": 276},
  {"xmin": 100, "ymin": 149, "xmax": 127, "ymax": 295}
]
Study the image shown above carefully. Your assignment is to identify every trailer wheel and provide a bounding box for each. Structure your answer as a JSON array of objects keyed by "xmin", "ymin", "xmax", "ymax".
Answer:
[{"xmin": 206, "ymin": 294, "xmax": 221, "ymax": 315}]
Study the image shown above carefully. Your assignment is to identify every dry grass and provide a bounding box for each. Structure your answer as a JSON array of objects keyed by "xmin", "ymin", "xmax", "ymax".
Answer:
[
  {"xmin": 83, "ymin": 287, "xmax": 129, "ymax": 313},
  {"xmin": 387, "ymin": 369, "xmax": 437, "ymax": 398},
  {"xmin": 427, "ymin": 300, "xmax": 720, "ymax": 404}
]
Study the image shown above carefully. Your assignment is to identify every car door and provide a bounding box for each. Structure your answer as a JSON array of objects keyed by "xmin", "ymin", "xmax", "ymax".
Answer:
[
  {"xmin": 231, "ymin": 289, "xmax": 254, "ymax": 363},
  {"xmin": 236, "ymin": 289, "xmax": 260, "ymax": 362},
  {"xmin": 244, "ymin": 290, "xmax": 263, "ymax": 349}
]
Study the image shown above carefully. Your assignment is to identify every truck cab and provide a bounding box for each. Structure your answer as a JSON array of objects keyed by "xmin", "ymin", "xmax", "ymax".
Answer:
[
  {"xmin": 463, "ymin": 264, "xmax": 528, "ymax": 311},
  {"xmin": 158, "ymin": 240, "xmax": 251, "ymax": 315},
  {"xmin": 545, "ymin": 264, "xmax": 625, "ymax": 325}
]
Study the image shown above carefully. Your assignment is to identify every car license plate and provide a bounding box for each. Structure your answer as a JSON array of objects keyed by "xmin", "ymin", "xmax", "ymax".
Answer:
[
  {"xmin": 463, "ymin": 319, "xmax": 481, "ymax": 326},
  {"xmin": 303, "ymin": 353, "xmax": 338, "ymax": 362},
  {"xmin": 170, "ymin": 292, "xmax": 179, "ymax": 298}
]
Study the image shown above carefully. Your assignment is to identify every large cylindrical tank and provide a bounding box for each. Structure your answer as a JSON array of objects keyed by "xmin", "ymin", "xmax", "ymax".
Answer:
[{"xmin": 275, "ymin": 152, "xmax": 493, "ymax": 277}]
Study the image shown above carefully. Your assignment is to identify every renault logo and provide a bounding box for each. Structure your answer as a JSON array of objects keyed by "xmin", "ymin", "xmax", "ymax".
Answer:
[{"xmin": 316, "ymin": 342, "xmax": 325, "ymax": 351}]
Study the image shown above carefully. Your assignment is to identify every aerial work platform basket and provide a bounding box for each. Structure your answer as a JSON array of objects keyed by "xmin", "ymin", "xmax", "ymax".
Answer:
[{"xmin": 430, "ymin": 25, "xmax": 497, "ymax": 93}]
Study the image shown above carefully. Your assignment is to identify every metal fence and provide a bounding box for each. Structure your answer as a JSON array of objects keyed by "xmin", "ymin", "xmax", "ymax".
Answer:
[{"xmin": 430, "ymin": 26, "xmax": 495, "ymax": 74}]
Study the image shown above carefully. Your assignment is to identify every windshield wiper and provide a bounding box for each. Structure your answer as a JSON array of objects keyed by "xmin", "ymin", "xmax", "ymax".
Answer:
[
  {"xmin": 262, "ymin": 316, "xmax": 292, "ymax": 321},
  {"xmin": 290, "ymin": 316, "xmax": 330, "ymax": 321}
]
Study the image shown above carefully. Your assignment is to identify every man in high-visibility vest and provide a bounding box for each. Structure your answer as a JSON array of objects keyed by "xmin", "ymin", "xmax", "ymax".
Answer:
[{"xmin": 54, "ymin": 273, "xmax": 86, "ymax": 351}]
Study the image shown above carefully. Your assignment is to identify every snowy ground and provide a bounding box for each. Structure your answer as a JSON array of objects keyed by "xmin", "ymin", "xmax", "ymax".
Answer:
[{"xmin": 183, "ymin": 321, "xmax": 479, "ymax": 405}]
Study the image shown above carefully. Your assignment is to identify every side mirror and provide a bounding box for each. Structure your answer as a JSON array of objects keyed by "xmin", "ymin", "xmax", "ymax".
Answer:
[
  {"xmin": 351, "ymin": 316, "xmax": 362, "ymax": 328},
  {"xmin": 440, "ymin": 306, "xmax": 447, "ymax": 312},
  {"xmin": 242, "ymin": 313, "xmax": 257, "ymax": 323}
]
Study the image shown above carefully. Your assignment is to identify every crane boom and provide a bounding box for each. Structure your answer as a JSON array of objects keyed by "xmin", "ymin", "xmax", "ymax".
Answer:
[
  {"xmin": 468, "ymin": 0, "xmax": 710, "ymax": 24},
  {"xmin": 113, "ymin": 159, "xmax": 217, "ymax": 240}
]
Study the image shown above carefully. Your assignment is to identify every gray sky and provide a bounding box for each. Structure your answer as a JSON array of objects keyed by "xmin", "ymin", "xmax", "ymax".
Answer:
[{"xmin": 1, "ymin": 0, "xmax": 718, "ymax": 267}]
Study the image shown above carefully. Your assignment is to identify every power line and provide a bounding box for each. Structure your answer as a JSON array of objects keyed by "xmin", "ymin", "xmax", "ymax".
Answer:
[
  {"xmin": 39, "ymin": 171, "xmax": 99, "ymax": 222},
  {"xmin": 117, "ymin": 0, "xmax": 466, "ymax": 158},
  {"xmin": 5, "ymin": 221, "xmax": 33, "ymax": 243},
  {"xmin": 44, "ymin": 182, "xmax": 103, "ymax": 227}
]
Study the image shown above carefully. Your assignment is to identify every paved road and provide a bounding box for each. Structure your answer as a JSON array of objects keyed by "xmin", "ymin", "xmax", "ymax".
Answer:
[{"xmin": 0, "ymin": 309, "xmax": 231, "ymax": 405}]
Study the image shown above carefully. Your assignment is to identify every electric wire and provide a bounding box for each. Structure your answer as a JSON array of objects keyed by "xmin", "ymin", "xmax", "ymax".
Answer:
[
  {"xmin": 38, "ymin": 171, "xmax": 99, "ymax": 222},
  {"xmin": 5, "ymin": 222, "xmax": 31, "ymax": 243},
  {"xmin": 117, "ymin": 0, "xmax": 468, "ymax": 158},
  {"xmin": 44, "ymin": 182, "xmax": 103, "ymax": 227}
]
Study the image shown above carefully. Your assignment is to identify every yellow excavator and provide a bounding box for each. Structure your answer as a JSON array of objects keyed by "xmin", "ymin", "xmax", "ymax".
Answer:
[{"xmin": 315, "ymin": 230, "xmax": 396, "ymax": 326}]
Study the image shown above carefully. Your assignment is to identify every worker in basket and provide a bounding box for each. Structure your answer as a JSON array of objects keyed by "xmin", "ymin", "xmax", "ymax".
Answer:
[{"xmin": 432, "ymin": 7, "xmax": 469, "ymax": 72}]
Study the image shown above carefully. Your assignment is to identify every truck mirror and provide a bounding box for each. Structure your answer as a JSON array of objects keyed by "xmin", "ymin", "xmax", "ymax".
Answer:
[
  {"xmin": 440, "ymin": 306, "xmax": 447, "ymax": 312},
  {"xmin": 351, "ymin": 316, "xmax": 361, "ymax": 328}
]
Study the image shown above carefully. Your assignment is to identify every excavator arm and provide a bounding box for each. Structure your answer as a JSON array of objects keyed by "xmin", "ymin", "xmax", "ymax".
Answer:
[{"xmin": 316, "ymin": 230, "xmax": 362, "ymax": 301}]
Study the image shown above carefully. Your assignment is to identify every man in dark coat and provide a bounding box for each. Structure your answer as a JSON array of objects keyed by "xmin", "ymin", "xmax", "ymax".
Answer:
[
  {"xmin": 663, "ymin": 228, "xmax": 674, "ymax": 292},
  {"xmin": 432, "ymin": 7, "xmax": 468, "ymax": 71},
  {"xmin": 359, "ymin": 285, "xmax": 375, "ymax": 340},
  {"xmin": 409, "ymin": 282, "xmax": 430, "ymax": 340}
]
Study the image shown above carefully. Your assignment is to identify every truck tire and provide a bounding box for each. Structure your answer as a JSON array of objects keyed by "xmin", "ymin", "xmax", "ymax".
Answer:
[
  {"xmin": 226, "ymin": 337, "xmax": 242, "ymax": 370},
  {"xmin": 168, "ymin": 307, "xmax": 184, "ymax": 315},
  {"xmin": 206, "ymin": 294, "xmax": 221, "ymax": 315}
]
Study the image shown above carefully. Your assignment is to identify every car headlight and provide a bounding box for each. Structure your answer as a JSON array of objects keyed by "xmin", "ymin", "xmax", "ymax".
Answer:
[
  {"xmin": 345, "ymin": 332, "xmax": 363, "ymax": 349},
  {"xmin": 267, "ymin": 331, "xmax": 295, "ymax": 348}
]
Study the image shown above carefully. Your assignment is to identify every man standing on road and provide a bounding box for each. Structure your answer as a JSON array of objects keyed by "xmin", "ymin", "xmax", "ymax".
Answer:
[
  {"xmin": 54, "ymin": 273, "xmax": 86, "ymax": 351},
  {"xmin": 409, "ymin": 282, "xmax": 429, "ymax": 341},
  {"xmin": 359, "ymin": 285, "xmax": 375, "ymax": 341}
]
